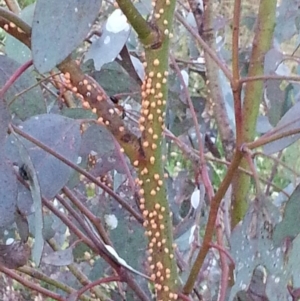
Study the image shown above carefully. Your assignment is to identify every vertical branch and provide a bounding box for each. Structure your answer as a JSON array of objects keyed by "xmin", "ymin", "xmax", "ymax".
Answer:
[
  {"xmin": 132, "ymin": 0, "xmax": 180, "ymax": 299},
  {"xmin": 231, "ymin": 0, "xmax": 243, "ymax": 145},
  {"xmin": 201, "ymin": 0, "xmax": 235, "ymax": 160},
  {"xmin": 231, "ymin": 0, "xmax": 277, "ymax": 227}
]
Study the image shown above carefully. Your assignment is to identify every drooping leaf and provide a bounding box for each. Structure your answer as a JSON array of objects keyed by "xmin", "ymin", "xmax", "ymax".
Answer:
[
  {"xmin": 273, "ymin": 183, "xmax": 300, "ymax": 246},
  {"xmin": 15, "ymin": 209, "xmax": 29, "ymax": 243},
  {"xmin": 275, "ymin": 0, "xmax": 299, "ymax": 43},
  {"xmin": 0, "ymin": 56, "xmax": 46, "ymax": 120},
  {"xmin": 85, "ymin": 9, "xmax": 131, "ymax": 71},
  {"xmin": 264, "ymin": 79, "xmax": 285, "ymax": 126},
  {"xmin": 0, "ymin": 157, "xmax": 17, "ymax": 228},
  {"xmin": 229, "ymin": 198, "xmax": 288, "ymax": 301},
  {"xmin": 263, "ymin": 101, "xmax": 300, "ymax": 155},
  {"xmin": 10, "ymin": 130, "xmax": 44, "ymax": 266},
  {"xmin": 43, "ymin": 247, "xmax": 74, "ymax": 266},
  {"xmin": 91, "ymin": 62, "xmax": 141, "ymax": 102},
  {"xmin": 32, "ymin": 0, "xmax": 102, "ymax": 73},
  {"xmin": 0, "ymin": 99, "xmax": 11, "ymax": 144},
  {"xmin": 6, "ymin": 114, "xmax": 81, "ymax": 199},
  {"xmin": 79, "ymin": 124, "xmax": 126, "ymax": 175}
]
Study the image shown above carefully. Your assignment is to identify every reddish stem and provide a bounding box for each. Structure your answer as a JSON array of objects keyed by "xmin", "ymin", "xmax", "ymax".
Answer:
[{"xmin": 0, "ymin": 59, "xmax": 33, "ymax": 99}]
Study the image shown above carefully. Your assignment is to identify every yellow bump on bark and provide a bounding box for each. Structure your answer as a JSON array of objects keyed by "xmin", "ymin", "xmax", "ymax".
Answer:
[
  {"xmin": 151, "ymin": 237, "xmax": 157, "ymax": 243},
  {"xmin": 87, "ymin": 84, "xmax": 92, "ymax": 91},
  {"xmin": 155, "ymin": 283, "xmax": 162, "ymax": 291},
  {"xmin": 161, "ymin": 206, "xmax": 166, "ymax": 212},
  {"xmin": 153, "ymin": 59, "xmax": 160, "ymax": 66},
  {"xmin": 119, "ymin": 126, "xmax": 124, "ymax": 132},
  {"xmin": 160, "ymin": 224, "xmax": 165, "ymax": 230},
  {"xmin": 148, "ymin": 128, "xmax": 154, "ymax": 134},
  {"xmin": 120, "ymin": 148, "xmax": 124, "ymax": 153},
  {"xmin": 150, "ymin": 156, "xmax": 155, "ymax": 164},
  {"xmin": 149, "ymin": 71, "xmax": 154, "ymax": 77},
  {"xmin": 164, "ymin": 29, "xmax": 169, "ymax": 35},
  {"xmin": 82, "ymin": 101, "xmax": 91, "ymax": 109},
  {"xmin": 142, "ymin": 100, "xmax": 150, "ymax": 108},
  {"xmin": 163, "ymin": 286, "xmax": 170, "ymax": 292},
  {"xmin": 154, "ymin": 13, "xmax": 161, "ymax": 19},
  {"xmin": 139, "ymin": 188, "xmax": 144, "ymax": 195},
  {"xmin": 155, "ymin": 231, "xmax": 160, "ymax": 238},
  {"xmin": 155, "ymin": 203, "xmax": 161, "ymax": 209},
  {"xmin": 152, "ymin": 143, "xmax": 157, "ymax": 150},
  {"xmin": 143, "ymin": 210, "xmax": 149, "ymax": 217},
  {"xmin": 139, "ymin": 204, "xmax": 145, "ymax": 210},
  {"xmin": 9, "ymin": 22, "xmax": 16, "ymax": 28},
  {"xmin": 3, "ymin": 24, "xmax": 9, "ymax": 31},
  {"xmin": 157, "ymin": 72, "xmax": 162, "ymax": 78},
  {"xmin": 156, "ymin": 261, "xmax": 163, "ymax": 269},
  {"xmin": 150, "ymin": 189, "xmax": 156, "ymax": 196},
  {"xmin": 133, "ymin": 160, "xmax": 139, "ymax": 166},
  {"xmin": 150, "ymin": 102, "xmax": 156, "ymax": 108},
  {"xmin": 158, "ymin": 214, "xmax": 163, "ymax": 220},
  {"xmin": 153, "ymin": 134, "xmax": 158, "ymax": 140},
  {"xmin": 143, "ymin": 141, "xmax": 149, "ymax": 148}
]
